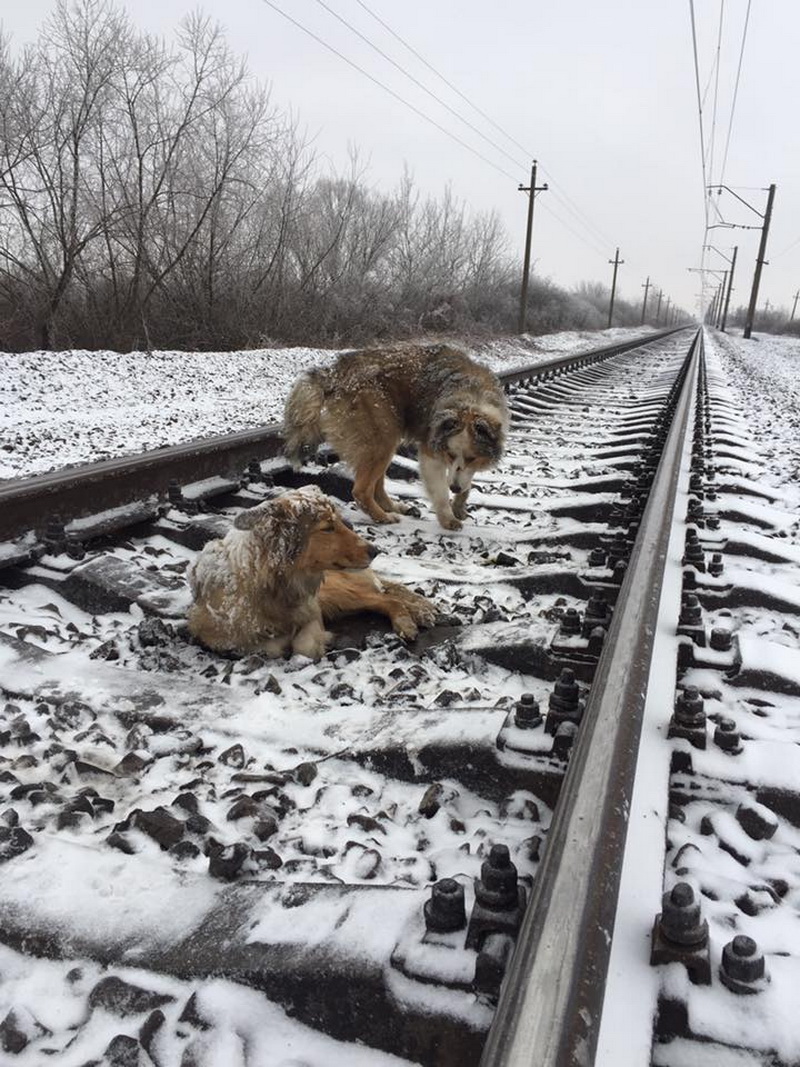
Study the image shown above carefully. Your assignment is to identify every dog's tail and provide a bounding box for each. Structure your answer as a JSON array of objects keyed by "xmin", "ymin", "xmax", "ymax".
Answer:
[{"xmin": 283, "ymin": 369, "xmax": 326, "ymax": 468}]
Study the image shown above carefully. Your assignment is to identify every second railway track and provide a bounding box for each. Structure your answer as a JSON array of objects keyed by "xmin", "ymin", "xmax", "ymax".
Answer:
[{"xmin": 1, "ymin": 326, "xmax": 799, "ymax": 1066}]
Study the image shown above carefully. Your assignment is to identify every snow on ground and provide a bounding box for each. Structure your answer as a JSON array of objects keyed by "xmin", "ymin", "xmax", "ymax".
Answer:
[
  {"xmin": 5, "ymin": 324, "xmax": 799, "ymax": 1063},
  {"xmin": 0, "ymin": 326, "xmax": 652, "ymax": 481}
]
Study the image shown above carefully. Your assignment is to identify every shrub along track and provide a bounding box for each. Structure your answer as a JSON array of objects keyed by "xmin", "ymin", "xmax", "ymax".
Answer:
[{"xmin": 1, "ymin": 327, "xmax": 797, "ymax": 1066}]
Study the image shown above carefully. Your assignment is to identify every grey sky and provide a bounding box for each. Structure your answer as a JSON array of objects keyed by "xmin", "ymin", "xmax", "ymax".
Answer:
[{"xmin": 3, "ymin": 0, "xmax": 798, "ymax": 319}]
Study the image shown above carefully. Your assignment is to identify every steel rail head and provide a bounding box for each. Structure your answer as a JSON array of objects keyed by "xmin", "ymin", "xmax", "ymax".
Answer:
[
  {"xmin": 0, "ymin": 422, "xmax": 285, "ymax": 543},
  {"xmin": 480, "ymin": 329, "xmax": 703, "ymax": 1067},
  {"xmin": 498, "ymin": 326, "xmax": 691, "ymax": 388}
]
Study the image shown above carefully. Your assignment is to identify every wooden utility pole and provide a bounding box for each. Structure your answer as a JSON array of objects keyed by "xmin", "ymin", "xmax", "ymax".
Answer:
[
  {"xmin": 607, "ymin": 248, "xmax": 624, "ymax": 328},
  {"xmin": 654, "ymin": 289, "xmax": 663, "ymax": 323},
  {"xmin": 664, "ymin": 296, "xmax": 672, "ymax": 325},
  {"xmin": 640, "ymin": 277, "xmax": 651, "ymax": 324},
  {"xmin": 712, "ymin": 285, "xmax": 725, "ymax": 326},
  {"xmin": 791, "ymin": 290, "xmax": 799, "ymax": 320},
  {"xmin": 720, "ymin": 246, "xmax": 737, "ymax": 332},
  {"xmin": 518, "ymin": 161, "xmax": 548, "ymax": 334},
  {"xmin": 743, "ymin": 183, "xmax": 776, "ymax": 339},
  {"xmin": 715, "ymin": 272, "xmax": 729, "ymax": 328}
]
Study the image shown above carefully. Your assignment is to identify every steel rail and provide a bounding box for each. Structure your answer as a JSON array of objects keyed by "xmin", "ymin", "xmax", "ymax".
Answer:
[
  {"xmin": 1, "ymin": 327, "xmax": 689, "ymax": 544},
  {"xmin": 480, "ymin": 329, "xmax": 702, "ymax": 1067}
]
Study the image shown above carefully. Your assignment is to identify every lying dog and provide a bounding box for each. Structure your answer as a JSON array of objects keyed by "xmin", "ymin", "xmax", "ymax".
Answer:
[
  {"xmin": 283, "ymin": 343, "xmax": 509, "ymax": 529},
  {"xmin": 187, "ymin": 486, "xmax": 436, "ymax": 659}
]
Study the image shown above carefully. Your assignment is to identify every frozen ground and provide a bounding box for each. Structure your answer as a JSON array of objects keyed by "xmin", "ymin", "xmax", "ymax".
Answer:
[
  {"xmin": 2, "ymin": 325, "xmax": 799, "ymax": 1064},
  {"xmin": 1, "ymin": 326, "xmax": 652, "ymax": 480}
]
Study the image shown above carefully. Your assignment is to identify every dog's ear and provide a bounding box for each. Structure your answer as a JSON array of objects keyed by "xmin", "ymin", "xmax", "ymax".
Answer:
[{"xmin": 430, "ymin": 409, "xmax": 461, "ymax": 451}]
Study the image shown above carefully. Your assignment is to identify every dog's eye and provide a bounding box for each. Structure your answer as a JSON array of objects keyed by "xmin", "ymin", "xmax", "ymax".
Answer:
[
  {"xmin": 446, "ymin": 450, "xmax": 456, "ymax": 462},
  {"xmin": 321, "ymin": 524, "xmax": 336, "ymax": 533}
]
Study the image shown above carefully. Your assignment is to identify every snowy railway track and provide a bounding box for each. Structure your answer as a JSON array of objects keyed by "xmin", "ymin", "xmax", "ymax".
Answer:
[{"xmin": 1, "ymin": 327, "xmax": 799, "ymax": 1066}]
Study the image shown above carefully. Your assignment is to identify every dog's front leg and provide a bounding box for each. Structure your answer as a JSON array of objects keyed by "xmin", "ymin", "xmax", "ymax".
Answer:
[
  {"xmin": 419, "ymin": 452, "xmax": 461, "ymax": 530},
  {"xmin": 451, "ymin": 488, "xmax": 470, "ymax": 521},
  {"xmin": 291, "ymin": 608, "xmax": 331, "ymax": 660}
]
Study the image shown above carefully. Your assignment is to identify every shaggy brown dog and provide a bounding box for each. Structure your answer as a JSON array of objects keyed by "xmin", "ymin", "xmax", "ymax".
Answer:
[
  {"xmin": 283, "ymin": 343, "xmax": 508, "ymax": 530},
  {"xmin": 187, "ymin": 486, "xmax": 436, "ymax": 659}
]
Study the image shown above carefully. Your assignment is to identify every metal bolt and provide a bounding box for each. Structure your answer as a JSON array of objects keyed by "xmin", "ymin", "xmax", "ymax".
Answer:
[
  {"xmin": 587, "ymin": 626, "xmax": 606, "ymax": 655},
  {"xmin": 559, "ymin": 607, "xmax": 582, "ymax": 635},
  {"xmin": 583, "ymin": 593, "xmax": 611, "ymax": 635},
  {"xmin": 708, "ymin": 553, "xmax": 724, "ymax": 577},
  {"xmin": 679, "ymin": 594, "xmax": 703, "ymax": 627},
  {"xmin": 659, "ymin": 883, "xmax": 707, "ymax": 946},
  {"xmin": 474, "ymin": 845, "xmax": 518, "ymax": 911},
  {"xmin": 43, "ymin": 518, "xmax": 66, "ymax": 552},
  {"xmin": 424, "ymin": 877, "xmax": 467, "ymax": 933},
  {"xmin": 674, "ymin": 686, "xmax": 705, "ymax": 727},
  {"xmin": 720, "ymin": 935, "xmax": 766, "ymax": 994},
  {"xmin": 610, "ymin": 559, "xmax": 627, "ymax": 585},
  {"xmin": 514, "ymin": 693, "xmax": 542, "ymax": 730},
  {"xmin": 550, "ymin": 669, "xmax": 579, "ymax": 711},
  {"xmin": 551, "ymin": 721, "xmax": 578, "ymax": 760},
  {"xmin": 709, "ymin": 626, "xmax": 732, "ymax": 652},
  {"xmin": 588, "ymin": 547, "xmax": 607, "ymax": 568},
  {"xmin": 714, "ymin": 718, "xmax": 742, "ymax": 754}
]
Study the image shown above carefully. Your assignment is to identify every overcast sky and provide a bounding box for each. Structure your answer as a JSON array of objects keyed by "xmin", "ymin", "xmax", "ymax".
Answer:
[{"xmin": 3, "ymin": 0, "xmax": 799, "ymax": 320}]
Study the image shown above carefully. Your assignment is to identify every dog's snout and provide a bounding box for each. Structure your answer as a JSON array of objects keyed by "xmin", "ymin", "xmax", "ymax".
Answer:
[
  {"xmin": 367, "ymin": 542, "xmax": 380, "ymax": 560},
  {"xmin": 450, "ymin": 482, "xmax": 460, "ymax": 495}
]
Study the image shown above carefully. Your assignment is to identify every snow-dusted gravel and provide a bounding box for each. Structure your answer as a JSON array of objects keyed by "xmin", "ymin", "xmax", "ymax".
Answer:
[{"xmin": 3, "ymin": 325, "xmax": 800, "ymax": 1065}]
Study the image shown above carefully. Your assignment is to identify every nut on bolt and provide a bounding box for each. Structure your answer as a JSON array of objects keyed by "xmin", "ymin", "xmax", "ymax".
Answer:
[
  {"xmin": 650, "ymin": 881, "xmax": 711, "ymax": 985},
  {"xmin": 514, "ymin": 693, "xmax": 542, "ymax": 730},
  {"xmin": 720, "ymin": 935, "xmax": 767, "ymax": 994},
  {"xmin": 424, "ymin": 878, "xmax": 467, "ymax": 933},
  {"xmin": 713, "ymin": 718, "xmax": 742, "ymax": 754},
  {"xmin": 546, "ymin": 668, "xmax": 584, "ymax": 734},
  {"xmin": 475, "ymin": 845, "xmax": 518, "ymax": 911},
  {"xmin": 559, "ymin": 607, "xmax": 582, "ymax": 636}
]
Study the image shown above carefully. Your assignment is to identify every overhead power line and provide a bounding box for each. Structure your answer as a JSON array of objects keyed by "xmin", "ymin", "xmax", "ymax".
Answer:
[
  {"xmin": 350, "ymin": 1, "xmax": 617, "ymax": 257},
  {"xmin": 310, "ymin": 0, "xmax": 527, "ymax": 172},
  {"xmin": 706, "ymin": 0, "xmax": 725, "ymax": 188},
  {"xmin": 352, "ymin": 0, "xmax": 533, "ymax": 162},
  {"xmin": 258, "ymin": 0, "xmax": 519, "ymax": 183},
  {"xmin": 261, "ymin": 0, "xmax": 617, "ymax": 265},
  {"xmin": 719, "ymin": 0, "xmax": 752, "ymax": 188}
]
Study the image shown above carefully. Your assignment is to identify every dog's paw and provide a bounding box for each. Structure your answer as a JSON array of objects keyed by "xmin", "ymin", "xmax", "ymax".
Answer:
[
  {"xmin": 292, "ymin": 628, "xmax": 332, "ymax": 660},
  {"xmin": 438, "ymin": 515, "xmax": 463, "ymax": 531},
  {"xmin": 391, "ymin": 612, "xmax": 420, "ymax": 640},
  {"xmin": 412, "ymin": 601, "xmax": 438, "ymax": 629},
  {"xmin": 387, "ymin": 499, "xmax": 412, "ymax": 515},
  {"xmin": 451, "ymin": 497, "xmax": 469, "ymax": 521}
]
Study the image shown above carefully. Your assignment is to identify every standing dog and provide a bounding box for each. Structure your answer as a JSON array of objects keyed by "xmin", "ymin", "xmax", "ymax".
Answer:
[
  {"xmin": 187, "ymin": 486, "xmax": 436, "ymax": 659},
  {"xmin": 283, "ymin": 344, "xmax": 508, "ymax": 529}
]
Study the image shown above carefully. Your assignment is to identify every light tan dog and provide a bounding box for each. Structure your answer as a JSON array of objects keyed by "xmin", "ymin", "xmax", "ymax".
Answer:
[
  {"xmin": 283, "ymin": 343, "xmax": 508, "ymax": 529},
  {"xmin": 187, "ymin": 486, "xmax": 436, "ymax": 659}
]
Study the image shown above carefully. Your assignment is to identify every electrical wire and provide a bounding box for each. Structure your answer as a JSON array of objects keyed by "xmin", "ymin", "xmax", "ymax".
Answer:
[
  {"xmin": 352, "ymin": 0, "xmax": 533, "ymax": 162},
  {"xmin": 343, "ymin": 0, "xmax": 618, "ymax": 260},
  {"xmin": 706, "ymin": 0, "xmax": 725, "ymax": 188},
  {"xmin": 718, "ymin": 0, "xmax": 752, "ymax": 188},
  {"xmin": 257, "ymin": 0, "xmax": 520, "ymax": 184},
  {"xmin": 310, "ymin": 0, "xmax": 528, "ymax": 173},
  {"xmin": 689, "ymin": 0, "xmax": 712, "ymax": 308},
  {"xmin": 260, "ymin": 0, "xmax": 630, "ymax": 274}
]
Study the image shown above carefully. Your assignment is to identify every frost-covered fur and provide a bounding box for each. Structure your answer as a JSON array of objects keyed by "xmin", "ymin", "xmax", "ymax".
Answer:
[
  {"xmin": 187, "ymin": 486, "xmax": 436, "ymax": 659},
  {"xmin": 283, "ymin": 343, "xmax": 509, "ymax": 529}
]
